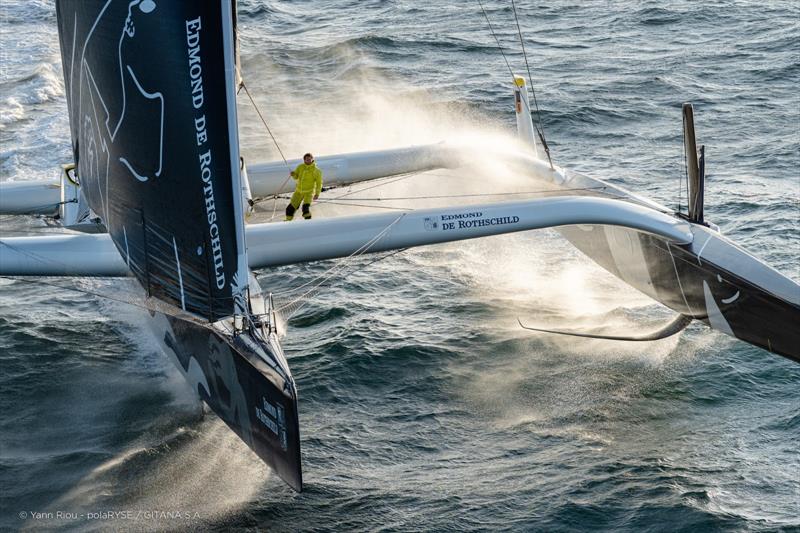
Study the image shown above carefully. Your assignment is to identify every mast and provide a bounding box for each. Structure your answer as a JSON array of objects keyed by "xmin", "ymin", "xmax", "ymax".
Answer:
[{"xmin": 221, "ymin": 0, "xmax": 249, "ymax": 312}]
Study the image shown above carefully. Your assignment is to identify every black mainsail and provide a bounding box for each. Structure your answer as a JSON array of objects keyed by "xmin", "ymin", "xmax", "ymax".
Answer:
[
  {"xmin": 56, "ymin": 0, "xmax": 247, "ymax": 321},
  {"xmin": 55, "ymin": 0, "xmax": 303, "ymax": 491}
]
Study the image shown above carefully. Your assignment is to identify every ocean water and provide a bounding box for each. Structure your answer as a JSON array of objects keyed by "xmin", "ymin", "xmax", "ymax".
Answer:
[{"xmin": 1, "ymin": 1, "xmax": 799, "ymax": 531}]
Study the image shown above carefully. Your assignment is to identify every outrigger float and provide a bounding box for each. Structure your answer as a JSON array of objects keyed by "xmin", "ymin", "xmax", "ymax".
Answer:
[{"xmin": 1, "ymin": 0, "xmax": 797, "ymax": 492}]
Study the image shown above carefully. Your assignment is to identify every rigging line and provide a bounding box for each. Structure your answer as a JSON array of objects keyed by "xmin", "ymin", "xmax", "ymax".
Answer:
[
  {"xmin": 327, "ymin": 170, "xmax": 426, "ymax": 202},
  {"xmin": 476, "ymin": 0, "xmax": 518, "ymax": 84},
  {"xmin": 256, "ymin": 170, "xmax": 428, "ymax": 217},
  {"xmin": 0, "ymin": 199, "xmax": 78, "ymax": 216},
  {"xmin": 278, "ymin": 247, "xmax": 408, "ymax": 320},
  {"xmin": 0, "ymin": 228, "xmax": 89, "ymax": 236},
  {"xmin": 271, "ymin": 238, "xmax": 387, "ymax": 298},
  {"xmin": 258, "ymin": 170, "xmax": 423, "ymax": 211},
  {"xmin": 354, "ymin": 246, "xmax": 407, "ymax": 270},
  {"xmin": 272, "ymin": 217, "xmax": 403, "ymax": 300},
  {"xmin": 277, "ymin": 248, "xmax": 407, "ymax": 320},
  {"xmin": 0, "ymin": 239, "xmax": 85, "ymax": 270},
  {"xmin": 327, "ymin": 188, "xmax": 632, "ymax": 209},
  {"xmin": 312, "ymin": 186, "xmax": 608, "ymax": 202},
  {"xmin": 267, "ymin": 185, "xmax": 619, "ymax": 215},
  {"xmin": 0, "ymin": 240, "xmax": 244, "ymax": 307},
  {"xmin": 0, "ymin": 275, "xmax": 197, "ymax": 320},
  {"xmin": 510, "ymin": 0, "xmax": 549, "ymax": 152},
  {"xmin": 256, "ymin": 168, "xmax": 458, "ymax": 213},
  {"xmin": 240, "ymin": 80, "xmax": 294, "ymax": 220},
  {"xmin": 273, "ymin": 213, "xmax": 406, "ymax": 300},
  {"xmin": 315, "ymin": 200, "xmax": 413, "ymax": 211},
  {"xmin": 256, "ymin": 167, "xmax": 420, "ymax": 220},
  {"xmin": 241, "ymin": 81, "xmax": 290, "ymax": 168}
]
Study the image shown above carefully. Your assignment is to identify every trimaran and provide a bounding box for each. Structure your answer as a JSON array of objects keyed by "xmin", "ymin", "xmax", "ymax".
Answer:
[{"xmin": 1, "ymin": 1, "xmax": 798, "ymax": 492}]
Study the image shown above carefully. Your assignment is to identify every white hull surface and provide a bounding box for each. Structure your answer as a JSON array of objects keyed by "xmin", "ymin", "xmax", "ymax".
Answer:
[
  {"xmin": 0, "ymin": 196, "xmax": 692, "ymax": 275},
  {"xmin": 0, "ymin": 143, "xmax": 460, "ymax": 218},
  {"xmin": 0, "ymin": 181, "xmax": 61, "ymax": 215},
  {"xmin": 246, "ymin": 144, "xmax": 460, "ymax": 198}
]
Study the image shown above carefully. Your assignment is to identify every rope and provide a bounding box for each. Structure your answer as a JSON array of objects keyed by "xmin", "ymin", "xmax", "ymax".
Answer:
[
  {"xmin": 0, "ymin": 275, "xmax": 197, "ymax": 320},
  {"xmin": 314, "ymin": 200, "xmax": 413, "ymax": 211},
  {"xmin": 311, "ymin": 186, "xmax": 608, "ymax": 202},
  {"xmin": 257, "ymin": 169, "xmax": 427, "ymax": 220},
  {"xmin": 510, "ymin": 0, "xmax": 553, "ymax": 169},
  {"xmin": 276, "ymin": 248, "xmax": 407, "ymax": 321},
  {"xmin": 263, "ymin": 184, "xmax": 615, "ymax": 215},
  {"xmin": 270, "ymin": 181, "xmax": 617, "ymax": 319},
  {"xmin": 0, "ymin": 238, "xmax": 248, "ymax": 310},
  {"xmin": 0, "ymin": 199, "xmax": 76, "ymax": 219},
  {"xmin": 272, "ymin": 214, "xmax": 407, "ymax": 319},
  {"xmin": 476, "ymin": 0, "xmax": 518, "ymax": 85},
  {"xmin": 240, "ymin": 80, "xmax": 294, "ymax": 220},
  {"xmin": 0, "ymin": 238, "xmax": 78, "ymax": 271},
  {"xmin": 240, "ymin": 81, "xmax": 290, "ymax": 167},
  {"xmin": 327, "ymin": 170, "xmax": 426, "ymax": 202},
  {"xmin": 273, "ymin": 213, "xmax": 405, "ymax": 299}
]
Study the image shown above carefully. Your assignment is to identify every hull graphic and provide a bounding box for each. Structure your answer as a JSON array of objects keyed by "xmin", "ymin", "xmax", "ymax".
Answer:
[{"xmin": 147, "ymin": 310, "xmax": 303, "ymax": 491}]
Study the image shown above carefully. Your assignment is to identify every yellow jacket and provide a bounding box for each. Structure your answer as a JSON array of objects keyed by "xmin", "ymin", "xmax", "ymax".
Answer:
[{"xmin": 291, "ymin": 162, "xmax": 323, "ymax": 196}]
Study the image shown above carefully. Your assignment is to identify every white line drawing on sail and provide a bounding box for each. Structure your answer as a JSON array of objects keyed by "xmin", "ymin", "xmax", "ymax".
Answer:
[
  {"xmin": 68, "ymin": 14, "xmax": 77, "ymax": 114},
  {"xmin": 721, "ymin": 291, "xmax": 741, "ymax": 304},
  {"xmin": 78, "ymin": 0, "xmax": 165, "ymax": 186},
  {"xmin": 76, "ymin": 0, "xmax": 111, "ymax": 122},
  {"xmin": 83, "ymin": 65, "xmax": 111, "ymax": 224},
  {"xmin": 123, "ymin": 225, "xmax": 130, "ymax": 268},
  {"xmin": 172, "ymin": 236, "xmax": 186, "ymax": 310},
  {"xmin": 112, "ymin": 1, "xmax": 139, "ymax": 140},
  {"xmin": 118, "ymin": 65, "xmax": 164, "ymax": 182}
]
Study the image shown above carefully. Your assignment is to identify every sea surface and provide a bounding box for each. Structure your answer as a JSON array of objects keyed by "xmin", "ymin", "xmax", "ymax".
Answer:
[{"xmin": 1, "ymin": 1, "xmax": 799, "ymax": 531}]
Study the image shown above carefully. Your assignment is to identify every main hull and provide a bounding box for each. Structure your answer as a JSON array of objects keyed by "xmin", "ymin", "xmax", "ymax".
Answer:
[{"xmin": 145, "ymin": 308, "xmax": 303, "ymax": 491}]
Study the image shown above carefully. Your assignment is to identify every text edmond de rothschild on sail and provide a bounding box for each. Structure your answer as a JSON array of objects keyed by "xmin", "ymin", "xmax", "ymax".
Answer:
[{"xmin": 187, "ymin": 15, "xmax": 226, "ymax": 290}]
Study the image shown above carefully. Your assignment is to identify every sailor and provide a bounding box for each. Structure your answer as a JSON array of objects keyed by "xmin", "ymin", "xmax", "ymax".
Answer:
[{"xmin": 285, "ymin": 153, "xmax": 323, "ymax": 221}]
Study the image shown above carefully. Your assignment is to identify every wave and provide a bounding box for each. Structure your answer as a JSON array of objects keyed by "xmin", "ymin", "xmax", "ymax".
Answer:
[{"xmin": 0, "ymin": 63, "xmax": 64, "ymax": 129}]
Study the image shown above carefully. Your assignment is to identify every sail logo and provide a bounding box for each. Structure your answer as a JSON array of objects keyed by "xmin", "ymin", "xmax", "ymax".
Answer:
[
  {"xmin": 199, "ymin": 150, "xmax": 226, "ymax": 288},
  {"xmin": 441, "ymin": 214, "xmax": 520, "ymax": 231},
  {"xmin": 186, "ymin": 17, "xmax": 205, "ymax": 109},
  {"xmin": 442, "ymin": 212, "xmax": 483, "ymax": 221},
  {"xmin": 187, "ymin": 16, "xmax": 225, "ymax": 290},
  {"xmin": 424, "ymin": 217, "xmax": 439, "ymax": 231}
]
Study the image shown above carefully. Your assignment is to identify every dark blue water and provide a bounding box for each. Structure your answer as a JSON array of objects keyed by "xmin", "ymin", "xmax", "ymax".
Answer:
[{"xmin": 1, "ymin": 1, "xmax": 798, "ymax": 531}]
